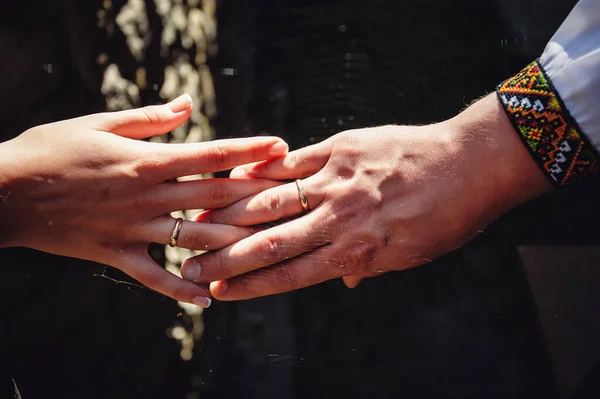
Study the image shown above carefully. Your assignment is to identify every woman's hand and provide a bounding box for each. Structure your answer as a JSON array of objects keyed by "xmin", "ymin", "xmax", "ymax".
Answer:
[
  {"xmin": 181, "ymin": 94, "xmax": 552, "ymax": 300},
  {"xmin": 0, "ymin": 94, "xmax": 288, "ymax": 306}
]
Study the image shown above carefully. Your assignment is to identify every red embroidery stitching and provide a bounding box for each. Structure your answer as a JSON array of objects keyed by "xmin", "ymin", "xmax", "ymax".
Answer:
[{"xmin": 497, "ymin": 61, "xmax": 599, "ymax": 186}]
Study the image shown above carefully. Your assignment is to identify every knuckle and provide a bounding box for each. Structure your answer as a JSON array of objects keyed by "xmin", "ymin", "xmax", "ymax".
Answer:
[
  {"xmin": 354, "ymin": 242, "xmax": 380, "ymax": 269},
  {"xmin": 270, "ymin": 264, "xmax": 297, "ymax": 288},
  {"xmin": 334, "ymin": 201, "xmax": 364, "ymax": 222},
  {"xmin": 207, "ymin": 183, "xmax": 231, "ymax": 207},
  {"xmin": 257, "ymin": 235, "xmax": 282, "ymax": 262},
  {"xmin": 334, "ymin": 241, "xmax": 379, "ymax": 275},
  {"xmin": 335, "ymin": 139, "xmax": 361, "ymax": 162},
  {"xmin": 192, "ymin": 251, "xmax": 229, "ymax": 280},
  {"xmin": 140, "ymin": 105, "xmax": 162, "ymax": 125},
  {"xmin": 334, "ymin": 164, "xmax": 356, "ymax": 180},
  {"xmin": 122, "ymin": 162, "xmax": 141, "ymax": 179},
  {"xmin": 206, "ymin": 144, "xmax": 228, "ymax": 169},
  {"xmin": 332, "ymin": 251, "xmax": 361, "ymax": 275},
  {"xmin": 212, "ymin": 251, "xmax": 228, "ymax": 278},
  {"xmin": 126, "ymin": 194, "xmax": 151, "ymax": 211},
  {"xmin": 341, "ymin": 150, "xmax": 361, "ymax": 167},
  {"xmin": 262, "ymin": 190, "xmax": 283, "ymax": 216},
  {"xmin": 285, "ymin": 151, "xmax": 299, "ymax": 169},
  {"xmin": 129, "ymin": 155, "xmax": 166, "ymax": 183}
]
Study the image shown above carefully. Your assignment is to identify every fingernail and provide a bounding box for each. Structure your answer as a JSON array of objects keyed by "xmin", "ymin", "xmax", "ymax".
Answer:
[
  {"xmin": 168, "ymin": 93, "xmax": 193, "ymax": 113},
  {"xmin": 192, "ymin": 296, "xmax": 212, "ymax": 308},
  {"xmin": 230, "ymin": 168, "xmax": 247, "ymax": 177},
  {"xmin": 269, "ymin": 141, "xmax": 288, "ymax": 157},
  {"xmin": 182, "ymin": 260, "xmax": 201, "ymax": 282}
]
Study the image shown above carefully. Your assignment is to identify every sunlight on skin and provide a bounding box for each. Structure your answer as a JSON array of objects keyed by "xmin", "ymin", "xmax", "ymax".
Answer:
[
  {"xmin": 182, "ymin": 94, "xmax": 552, "ymax": 300},
  {"xmin": 0, "ymin": 94, "xmax": 289, "ymax": 306}
]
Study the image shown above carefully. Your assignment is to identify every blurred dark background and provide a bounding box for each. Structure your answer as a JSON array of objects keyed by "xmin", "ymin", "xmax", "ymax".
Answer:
[{"xmin": 1, "ymin": 0, "xmax": 600, "ymax": 398}]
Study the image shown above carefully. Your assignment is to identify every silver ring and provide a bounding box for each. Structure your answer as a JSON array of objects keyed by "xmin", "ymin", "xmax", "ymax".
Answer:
[
  {"xmin": 169, "ymin": 217, "xmax": 184, "ymax": 247},
  {"xmin": 295, "ymin": 179, "xmax": 310, "ymax": 212}
]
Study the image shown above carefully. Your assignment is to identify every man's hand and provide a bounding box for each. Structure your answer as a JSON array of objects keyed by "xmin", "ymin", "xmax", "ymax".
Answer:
[
  {"xmin": 181, "ymin": 94, "xmax": 552, "ymax": 300},
  {"xmin": 0, "ymin": 94, "xmax": 288, "ymax": 306}
]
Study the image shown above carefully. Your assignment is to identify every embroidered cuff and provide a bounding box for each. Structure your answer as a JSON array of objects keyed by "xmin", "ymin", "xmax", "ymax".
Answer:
[{"xmin": 497, "ymin": 60, "xmax": 600, "ymax": 187}]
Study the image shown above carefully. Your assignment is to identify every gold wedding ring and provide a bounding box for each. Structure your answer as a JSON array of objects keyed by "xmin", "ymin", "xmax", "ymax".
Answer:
[
  {"xmin": 169, "ymin": 217, "xmax": 184, "ymax": 247},
  {"xmin": 295, "ymin": 179, "xmax": 310, "ymax": 212}
]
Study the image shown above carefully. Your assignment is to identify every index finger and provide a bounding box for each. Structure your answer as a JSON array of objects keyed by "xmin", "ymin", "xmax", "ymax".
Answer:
[
  {"xmin": 229, "ymin": 139, "xmax": 333, "ymax": 180},
  {"xmin": 148, "ymin": 137, "xmax": 289, "ymax": 180}
]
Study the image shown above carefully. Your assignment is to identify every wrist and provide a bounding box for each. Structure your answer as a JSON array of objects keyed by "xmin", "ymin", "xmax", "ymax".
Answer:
[{"xmin": 447, "ymin": 94, "xmax": 553, "ymax": 216}]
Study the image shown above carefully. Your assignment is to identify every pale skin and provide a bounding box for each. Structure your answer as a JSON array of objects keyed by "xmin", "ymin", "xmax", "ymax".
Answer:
[
  {"xmin": 181, "ymin": 94, "xmax": 553, "ymax": 300},
  {"xmin": 0, "ymin": 94, "xmax": 289, "ymax": 307}
]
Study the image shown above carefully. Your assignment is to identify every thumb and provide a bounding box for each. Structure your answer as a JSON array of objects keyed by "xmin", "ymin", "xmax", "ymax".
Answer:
[
  {"xmin": 343, "ymin": 276, "xmax": 365, "ymax": 289},
  {"xmin": 343, "ymin": 271, "xmax": 383, "ymax": 288},
  {"xmin": 88, "ymin": 93, "xmax": 193, "ymax": 139}
]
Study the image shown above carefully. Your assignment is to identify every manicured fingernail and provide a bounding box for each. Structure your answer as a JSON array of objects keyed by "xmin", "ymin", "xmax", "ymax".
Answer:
[
  {"xmin": 230, "ymin": 168, "xmax": 247, "ymax": 177},
  {"xmin": 192, "ymin": 296, "xmax": 212, "ymax": 308},
  {"xmin": 269, "ymin": 141, "xmax": 288, "ymax": 157},
  {"xmin": 182, "ymin": 261, "xmax": 201, "ymax": 282},
  {"xmin": 168, "ymin": 93, "xmax": 193, "ymax": 113}
]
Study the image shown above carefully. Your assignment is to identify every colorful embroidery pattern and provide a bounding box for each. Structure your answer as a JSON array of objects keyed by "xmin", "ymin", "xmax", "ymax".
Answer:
[{"xmin": 497, "ymin": 60, "xmax": 599, "ymax": 186}]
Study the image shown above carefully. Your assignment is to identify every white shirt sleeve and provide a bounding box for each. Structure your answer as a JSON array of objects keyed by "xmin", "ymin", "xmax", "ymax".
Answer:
[{"xmin": 540, "ymin": 0, "xmax": 600, "ymax": 150}]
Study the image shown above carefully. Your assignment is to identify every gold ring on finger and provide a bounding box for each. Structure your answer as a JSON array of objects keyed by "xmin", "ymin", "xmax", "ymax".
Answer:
[
  {"xmin": 295, "ymin": 179, "xmax": 310, "ymax": 212},
  {"xmin": 169, "ymin": 217, "xmax": 184, "ymax": 247}
]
